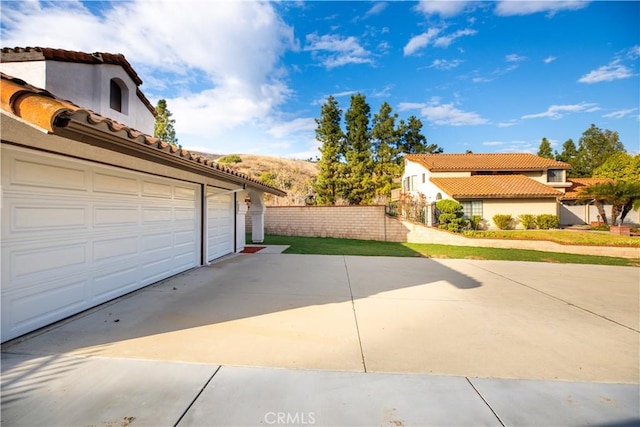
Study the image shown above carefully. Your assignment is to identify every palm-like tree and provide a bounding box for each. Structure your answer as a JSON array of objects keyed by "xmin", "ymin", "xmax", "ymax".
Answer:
[{"xmin": 578, "ymin": 181, "xmax": 640, "ymax": 225}]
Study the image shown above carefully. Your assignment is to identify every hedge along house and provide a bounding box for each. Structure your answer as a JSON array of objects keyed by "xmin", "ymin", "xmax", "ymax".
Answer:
[
  {"xmin": 0, "ymin": 50, "xmax": 285, "ymax": 342},
  {"xmin": 402, "ymin": 153, "xmax": 572, "ymax": 229}
]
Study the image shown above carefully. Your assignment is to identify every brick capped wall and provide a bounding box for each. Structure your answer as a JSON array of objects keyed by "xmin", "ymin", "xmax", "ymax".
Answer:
[{"xmin": 248, "ymin": 205, "xmax": 387, "ymax": 241}]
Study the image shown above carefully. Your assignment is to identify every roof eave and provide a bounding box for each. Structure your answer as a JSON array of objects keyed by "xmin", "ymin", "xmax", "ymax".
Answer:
[{"xmin": 52, "ymin": 115, "xmax": 286, "ymax": 197}]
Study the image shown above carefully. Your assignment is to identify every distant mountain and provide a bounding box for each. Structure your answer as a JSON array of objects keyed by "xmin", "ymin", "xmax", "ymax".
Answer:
[{"xmin": 193, "ymin": 152, "xmax": 318, "ymax": 205}]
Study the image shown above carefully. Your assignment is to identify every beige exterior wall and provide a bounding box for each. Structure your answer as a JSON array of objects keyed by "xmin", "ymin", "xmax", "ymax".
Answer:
[
  {"xmin": 482, "ymin": 198, "xmax": 558, "ymax": 229},
  {"xmin": 249, "ymin": 206, "xmax": 388, "ymax": 241}
]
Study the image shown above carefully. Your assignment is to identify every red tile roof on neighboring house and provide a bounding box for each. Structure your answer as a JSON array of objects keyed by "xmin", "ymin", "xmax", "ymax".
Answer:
[
  {"xmin": 430, "ymin": 175, "xmax": 562, "ymax": 199},
  {"xmin": 0, "ymin": 72, "xmax": 286, "ymax": 196},
  {"xmin": 1, "ymin": 47, "xmax": 156, "ymax": 116},
  {"xmin": 406, "ymin": 153, "xmax": 571, "ymax": 171},
  {"xmin": 561, "ymin": 178, "xmax": 612, "ymax": 200}
]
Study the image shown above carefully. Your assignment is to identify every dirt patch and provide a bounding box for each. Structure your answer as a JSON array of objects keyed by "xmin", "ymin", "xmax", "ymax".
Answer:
[
  {"xmin": 241, "ymin": 246, "xmax": 265, "ymax": 254},
  {"xmin": 464, "ymin": 255, "xmax": 486, "ymax": 260}
]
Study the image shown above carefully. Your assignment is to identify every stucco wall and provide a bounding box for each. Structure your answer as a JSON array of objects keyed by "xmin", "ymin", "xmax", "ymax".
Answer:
[
  {"xmin": 482, "ymin": 198, "xmax": 558, "ymax": 229},
  {"xmin": 250, "ymin": 206, "xmax": 388, "ymax": 240}
]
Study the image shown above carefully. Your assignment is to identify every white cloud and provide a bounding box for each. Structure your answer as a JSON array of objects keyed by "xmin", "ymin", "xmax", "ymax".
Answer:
[
  {"xmin": 403, "ymin": 28, "xmax": 441, "ymax": 56},
  {"xmin": 400, "ymin": 98, "xmax": 489, "ymax": 126},
  {"xmin": 629, "ymin": 45, "xmax": 640, "ymax": 60},
  {"xmin": 494, "ymin": 1, "xmax": 590, "ymax": 17},
  {"xmin": 497, "ymin": 121, "xmax": 518, "ymax": 128},
  {"xmin": 267, "ymin": 117, "xmax": 317, "ymax": 139},
  {"xmin": 483, "ymin": 141, "xmax": 505, "ymax": 146},
  {"xmin": 415, "ymin": 1, "xmax": 471, "ymax": 17},
  {"xmin": 1, "ymin": 0, "xmax": 296, "ymax": 149},
  {"xmin": 364, "ymin": 2, "xmax": 388, "ymax": 18},
  {"xmin": 521, "ymin": 103, "xmax": 600, "ymax": 120},
  {"xmin": 430, "ymin": 59, "xmax": 464, "ymax": 70},
  {"xmin": 506, "ymin": 53, "xmax": 527, "ymax": 62},
  {"xmin": 403, "ymin": 27, "xmax": 476, "ymax": 56},
  {"xmin": 544, "ymin": 56, "xmax": 557, "ymax": 64},
  {"xmin": 578, "ymin": 60, "xmax": 634, "ymax": 83},
  {"xmin": 433, "ymin": 29, "xmax": 477, "ymax": 48},
  {"xmin": 602, "ymin": 108, "xmax": 638, "ymax": 119},
  {"xmin": 304, "ymin": 33, "xmax": 373, "ymax": 68}
]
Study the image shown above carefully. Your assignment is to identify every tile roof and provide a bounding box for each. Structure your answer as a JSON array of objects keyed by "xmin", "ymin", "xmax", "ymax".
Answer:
[
  {"xmin": 406, "ymin": 153, "xmax": 571, "ymax": 171},
  {"xmin": 561, "ymin": 178, "xmax": 612, "ymax": 200},
  {"xmin": 0, "ymin": 72, "xmax": 286, "ymax": 196},
  {"xmin": 430, "ymin": 175, "xmax": 562, "ymax": 199},
  {"xmin": 1, "ymin": 47, "xmax": 156, "ymax": 116}
]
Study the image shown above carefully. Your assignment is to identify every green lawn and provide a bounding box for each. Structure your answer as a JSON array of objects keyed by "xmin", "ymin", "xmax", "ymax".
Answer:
[
  {"xmin": 465, "ymin": 229, "xmax": 640, "ymax": 247},
  {"xmin": 260, "ymin": 234, "xmax": 638, "ymax": 267}
]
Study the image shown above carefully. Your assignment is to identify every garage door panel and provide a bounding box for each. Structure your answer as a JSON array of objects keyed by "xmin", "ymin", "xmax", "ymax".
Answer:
[
  {"xmin": 94, "ymin": 206, "xmax": 140, "ymax": 227},
  {"xmin": 93, "ymin": 267, "xmax": 139, "ymax": 300},
  {"xmin": 10, "ymin": 244, "xmax": 88, "ymax": 280},
  {"xmin": 93, "ymin": 237, "xmax": 138, "ymax": 263},
  {"xmin": 11, "ymin": 157, "xmax": 88, "ymax": 191},
  {"xmin": 3, "ymin": 279, "xmax": 89, "ymax": 336},
  {"xmin": 1, "ymin": 146, "xmax": 201, "ymax": 342},
  {"xmin": 93, "ymin": 172, "xmax": 139, "ymax": 195}
]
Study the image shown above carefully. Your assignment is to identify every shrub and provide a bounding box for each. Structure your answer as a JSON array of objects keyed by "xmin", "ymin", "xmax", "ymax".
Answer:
[
  {"xmin": 436, "ymin": 199, "xmax": 468, "ymax": 232},
  {"xmin": 218, "ymin": 154, "xmax": 242, "ymax": 164},
  {"xmin": 590, "ymin": 224, "xmax": 610, "ymax": 232},
  {"xmin": 469, "ymin": 215, "xmax": 483, "ymax": 231},
  {"xmin": 518, "ymin": 214, "xmax": 537, "ymax": 230},
  {"xmin": 493, "ymin": 214, "xmax": 514, "ymax": 230},
  {"xmin": 536, "ymin": 214, "xmax": 559, "ymax": 229}
]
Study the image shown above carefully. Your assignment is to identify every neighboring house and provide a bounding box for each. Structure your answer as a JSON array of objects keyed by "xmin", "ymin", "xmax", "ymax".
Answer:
[
  {"xmin": 559, "ymin": 178, "xmax": 640, "ymax": 226},
  {"xmin": 0, "ymin": 50, "xmax": 285, "ymax": 342},
  {"xmin": 402, "ymin": 153, "xmax": 572, "ymax": 229},
  {"xmin": 0, "ymin": 47, "xmax": 156, "ymax": 134}
]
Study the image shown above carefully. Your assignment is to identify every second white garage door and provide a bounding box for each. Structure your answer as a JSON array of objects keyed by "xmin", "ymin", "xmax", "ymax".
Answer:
[
  {"xmin": 1, "ymin": 146, "xmax": 201, "ymax": 342},
  {"xmin": 206, "ymin": 188, "xmax": 235, "ymax": 261}
]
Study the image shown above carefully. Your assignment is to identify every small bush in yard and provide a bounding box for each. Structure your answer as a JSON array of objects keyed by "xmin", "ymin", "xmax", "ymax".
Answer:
[
  {"xmin": 536, "ymin": 214, "xmax": 559, "ymax": 229},
  {"xmin": 469, "ymin": 215, "xmax": 483, "ymax": 230},
  {"xmin": 436, "ymin": 199, "xmax": 468, "ymax": 232},
  {"xmin": 518, "ymin": 214, "xmax": 537, "ymax": 229},
  {"xmin": 493, "ymin": 214, "xmax": 514, "ymax": 230}
]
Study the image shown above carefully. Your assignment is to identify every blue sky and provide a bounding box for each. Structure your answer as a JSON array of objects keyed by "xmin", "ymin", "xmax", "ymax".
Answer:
[{"xmin": 2, "ymin": 1, "xmax": 638, "ymax": 159}]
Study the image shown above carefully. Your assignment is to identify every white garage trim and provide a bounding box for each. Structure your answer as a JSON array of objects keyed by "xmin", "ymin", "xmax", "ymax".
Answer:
[{"xmin": 1, "ymin": 145, "xmax": 202, "ymax": 342}]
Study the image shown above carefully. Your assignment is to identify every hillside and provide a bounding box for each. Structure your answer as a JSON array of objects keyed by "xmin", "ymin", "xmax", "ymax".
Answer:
[{"xmin": 193, "ymin": 152, "xmax": 318, "ymax": 205}]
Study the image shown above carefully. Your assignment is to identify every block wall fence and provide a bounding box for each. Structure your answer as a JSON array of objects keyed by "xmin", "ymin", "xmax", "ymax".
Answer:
[{"xmin": 245, "ymin": 205, "xmax": 640, "ymax": 259}]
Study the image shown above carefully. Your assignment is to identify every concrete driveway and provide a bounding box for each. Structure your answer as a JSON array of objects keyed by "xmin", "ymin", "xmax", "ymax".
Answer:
[{"xmin": 2, "ymin": 252, "xmax": 639, "ymax": 426}]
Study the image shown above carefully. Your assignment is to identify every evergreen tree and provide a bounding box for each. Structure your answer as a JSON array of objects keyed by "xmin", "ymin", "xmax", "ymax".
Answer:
[
  {"xmin": 154, "ymin": 99, "xmax": 178, "ymax": 146},
  {"xmin": 555, "ymin": 138, "xmax": 579, "ymax": 176},
  {"xmin": 371, "ymin": 102, "xmax": 401, "ymax": 199},
  {"xmin": 399, "ymin": 116, "xmax": 442, "ymax": 155},
  {"xmin": 594, "ymin": 153, "xmax": 640, "ymax": 182},
  {"xmin": 537, "ymin": 137, "xmax": 553, "ymax": 159},
  {"xmin": 575, "ymin": 124, "xmax": 625, "ymax": 177},
  {"xmin": 343, "ymin": 93, "xmax": 374, "ymax": 205},
  {"xmin": 314, "ymin": 96, "xmax": 345, "ymax": 205}
]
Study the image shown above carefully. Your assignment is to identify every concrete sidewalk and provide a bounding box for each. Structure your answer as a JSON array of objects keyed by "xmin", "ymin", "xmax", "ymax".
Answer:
[{"xmin": 2, "ymin": 252, "xmax": 639, "ymax": 426}]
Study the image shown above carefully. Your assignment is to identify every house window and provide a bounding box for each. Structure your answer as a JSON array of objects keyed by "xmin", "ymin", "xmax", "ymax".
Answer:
[
  {"xmin": 404, "ymin": 175, "xmax": 418, "ymax": 191},
  {"xmin": 547, "ymin": 169, "xmax": 563, "ymax": 182},
  {"xmin": 460, "ymin": 201, "xmax": 483, "ymax": 219},
  {"xmin": 422, "ymin": 173, "xmax": 425, "ymax": 183},
  {"xmin": 110, "ymin": 79, "xmax": 122, "ymax": 112}
]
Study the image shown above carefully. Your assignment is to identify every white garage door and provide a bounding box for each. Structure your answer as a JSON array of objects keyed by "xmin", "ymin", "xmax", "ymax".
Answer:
[
  {"xmin": 1, "ymin": 146, "xmax": 201, "ymax": 342},
  {"xmin": 206, "ymin": 187, "xmax": 235, "ymax": 261}
]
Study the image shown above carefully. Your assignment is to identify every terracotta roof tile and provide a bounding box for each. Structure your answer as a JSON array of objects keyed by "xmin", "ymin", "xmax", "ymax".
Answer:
[
  {"xmin": 0, "ymin": 72, "xmax": 285, "ymax": 196},
  {"xmin": 561, "ymin": 178, "xmax": 612, "ymax": 200},
  {"xmin": 430, "ymin": 175, "xmax": 562, "ymax": 199},
  {"xmin": 406, "ymin": 153, "xmax": 571, "ymax": 171},
  {"xmin": 1, "ymin": 47, "xmax": 156, "ymax": 116}
]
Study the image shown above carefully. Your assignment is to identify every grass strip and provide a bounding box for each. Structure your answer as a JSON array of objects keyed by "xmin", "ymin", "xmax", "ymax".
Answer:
[{"xmin": 261, "ymin": 235, "xmax": 637, "ymax": 267}]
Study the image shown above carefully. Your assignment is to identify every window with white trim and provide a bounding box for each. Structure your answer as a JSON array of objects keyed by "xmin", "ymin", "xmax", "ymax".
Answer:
[
  {"xmin": 460, "ymin": 200, "xmax": 483, "ymax": 219},
  {"xmin": 547, "ymin": 169, "xmax": 563, "ymax": 182}
]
